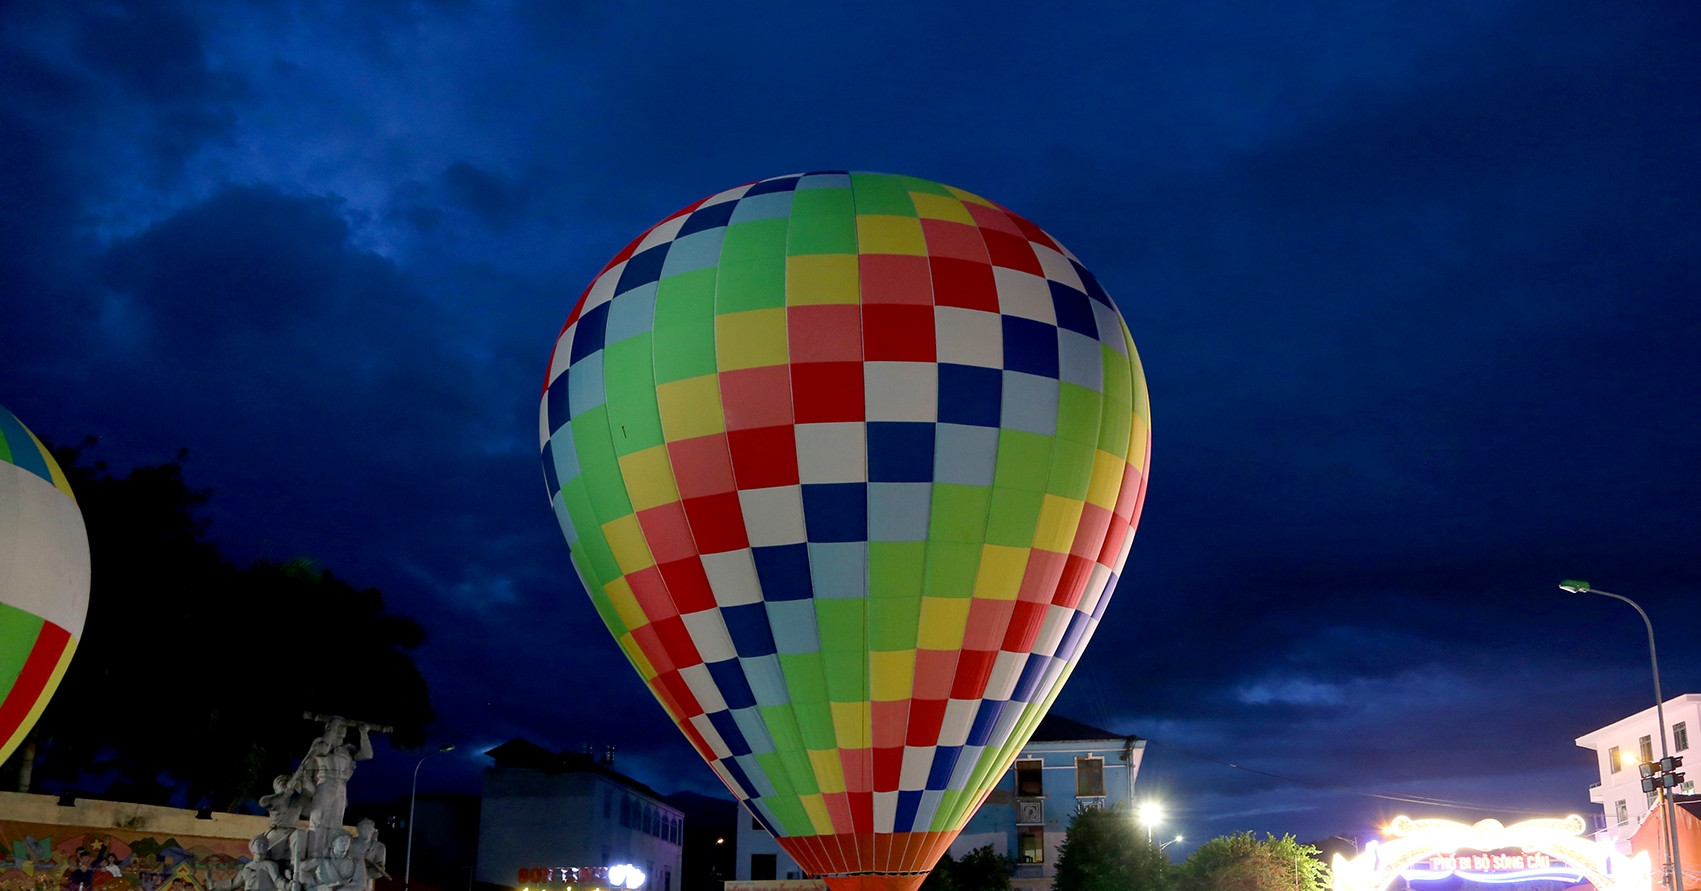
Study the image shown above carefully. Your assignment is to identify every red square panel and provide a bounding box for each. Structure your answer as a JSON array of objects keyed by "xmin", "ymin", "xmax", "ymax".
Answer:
[
  {"xmin": 863, "ymin": 304, "xmax": 936, "ymax": 362},
  {"xmin": 859, "ymin": 254, "xmax": 933, "ymax": 305},
  {"xmin": 1002, "ymin": 600, "xmax": 1046, "ymax": 652},
  {"xmin": 905, "ymin": 698, "xmax": 947, "ymax": 747},
  {"xmin": 964, "ymin": 202, "xmax": 1023, "ymax": 236},
  {"xmin": 841, "ymin": 750, "xmax": 873, "ymax": 797},
  {"xmin": 792, "ymin": 362, "xmax": 866, "ymax": 423},
  {"xmin": 658, "ymin": 557, "xmax": 717, "ymax": 614},
  {"xmin": 873, "ymin": 745, "xmax": 903, "ymax": 791},
  {"xmin": 721, "ymin": 365, "xmax": 794, "ymax": 431},
  {"xmin": 1010, "ymin": 213, "xmax": 1061, "ymax": 252},
  {"xmin": 1098, "ymin": 516, "xmax": 1131, "ymax": 569},
  {"xmin": 912, "ymin": 649, "xmax": 958, "ymax": 701},
  {"xmin": 626, "ymin": 565, "xmax": 678, "ymax": 621},
  {"xmin": 630, "ymin": 624, "xmax": 673, "ymax": 673},
  {"xmin": 949, "ymin": 648, "xmax": 998, "ymax": 700},
  {"xmin": 727, "ymin": 425, "xmax": 801, "ymax": 489},
  {"xmin": 1016, "ymin": 549, "xmax": 1067, "ymax": 602},
  {"xmin": 872, "ymin": 700, "xmax": 910, "ymax": 749},
  {"xmin": 848, "ymin": 790, "xmax": 873, "ymax": 831},
  {"xmin": 962, "ymin": 599, "xmax": 1014, "ymax": 652},
  {"xmin": 982, "ymin": 228, "xmax": 1044, "ymax": 276},
  {"xmin": 921, "ymin": 219, "xmax": 989, "ymax": 262},
  {"xmin": 651, "ymin": 614, "xmax": 703, "ymax": 668},
  {"xmin": 681, "ymin": 492, "xmax": 749, "ymax": 553},
  {"xmin": 637, "ymin": 502, "xmax": 697, "ymax": 565},
  {"xmin": 929, "ymin": 257, "xmax": 999, "ymax": 312},
  {"xmin": 1069, "ymin": 503, "xmax": 1113, "ymax": 558},
  {"xmin": 668, "ymin": 433, "xmax": 738, "ymax": 498},
  {"xmin": 1051, "ymin": 554, "xmax": 1095, "ymax": 610},
  {"xmin": 789, "ymin": 305, "xmax": 863, "ymax": 362}
]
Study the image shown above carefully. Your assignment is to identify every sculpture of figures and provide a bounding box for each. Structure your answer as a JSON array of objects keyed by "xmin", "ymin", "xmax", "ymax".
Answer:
[
  {"xmin": 295, "ymin": 717, "xmax": 373, "ymax": 830},
  {"xmin": 301, "ymin": 834, "xmax": 365, "ymax": 891},
  {"xmin": 259, "ymin": 774, "xmax": 308, "ymax": 863},
  {"xmin": 348, "ymin": 820, "xmax": 387, "ymax": 891},
  {"xmin": 205, "ymin": 838, "xmax": 286, "ymax": 891}
]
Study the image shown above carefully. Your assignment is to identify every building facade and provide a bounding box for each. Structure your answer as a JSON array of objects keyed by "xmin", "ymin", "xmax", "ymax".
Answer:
[
  {"xmin": 476, "ymin": 740, "xmax": 684, "ymax": 891},
  {"xmin": 1575, "ymin": 693, "xmax": 1701, "ymax": 850},
  {"xmin": 734, "ymin": 715, "xmax": 1143, "ymax": 890}
]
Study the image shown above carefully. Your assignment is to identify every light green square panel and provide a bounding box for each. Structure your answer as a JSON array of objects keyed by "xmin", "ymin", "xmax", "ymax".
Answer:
[
  {"xmin": 1055, "ymin": 383, "xmax": 1102, "ymax": 447},
  {"xmin": 983, "ymin": 486, "xmax": 1044, "ymax": 547},
  {"xmin": 927, "ymin": 484, "xmax": 992, "ymax": 543},
  {"xmin": 869, "ymin": 541, "xmax": 925, "ymax": 600},
  {"xmin": 1045, "ymin": 438, "xmax": 1095, "ymax": 501},
  {"xmin": 777, "ymin": 652, "xmax": 829, "ymax": 704},
  {"xmin": 1101, "ymin": 344, "xmax": 1133, "ymax": 408},
  {"xmin": 992, "ymin": 429, "xmax": 1054, "ymax": 492},
  {"xmin": 652, "ymin": 269, "xmax": 721, "ymax": 383},
  {"xmin": 867, "ymin": 595, "xmax": 921, "ymax": 651},
  {"xmin": 922, "ymin": 540, "xmax": 981, "ymax": 599},
  {"xmin": 819, "ymin": 651, "xmax": 867, "ymax": 703},
  {"xmin": 570, "ymin": 406, "xmax": 634, "ymax": 523},
  {"xmin": 602, "ymin": 335, "xmax": 664, "ymax": 455},
  {"xmin": 716, "ymin": 220, "xmax": 788, "ymax": 313},
  {"xmin": 776, "ymin": 746, "xmax": 823, "ymax": 795},
  {"xmin": 815, "ymin": 599, "xmax": 866, "ymax": 653},
  {"xmin": 850, "ymin": 173, "xmax": 918, "ymax": 216},
  {"xmin": 1097, "ymin": 397, "xmax": 1134, "ymax": 457},
  {"xmin": 787, "ymin": 190, "xmax": 857, "ymax": 255}
]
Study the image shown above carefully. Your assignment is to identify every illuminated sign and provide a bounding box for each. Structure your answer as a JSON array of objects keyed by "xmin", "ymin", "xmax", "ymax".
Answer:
[
  {"xmin": 1330, "ymin": 815, "xmax": 1651, "ymax": 891},
  {"xmin": 518, "ymin": 865, "xmax": 646, "ymax": 889}
]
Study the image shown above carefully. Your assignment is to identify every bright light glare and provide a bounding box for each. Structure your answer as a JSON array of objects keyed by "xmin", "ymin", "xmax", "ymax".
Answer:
[{"xmin": 1138, "ymin": 802, "xmax": 1164, "ymax": 826}]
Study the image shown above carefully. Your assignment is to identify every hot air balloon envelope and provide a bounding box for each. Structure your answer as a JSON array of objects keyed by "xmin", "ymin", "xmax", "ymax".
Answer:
[
  {"xmin": 539, "ymin": 173, "xmax": 1151, "ymax": 891},
  {"xmin": 0, "ymin": 405, "xmax": 89, "ymax": 763}
]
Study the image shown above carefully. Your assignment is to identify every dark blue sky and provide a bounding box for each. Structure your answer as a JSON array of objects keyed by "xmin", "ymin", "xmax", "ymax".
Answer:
[{"xmin": 3, "ymin": 0, "xmax": 1698, "ymax": 854}]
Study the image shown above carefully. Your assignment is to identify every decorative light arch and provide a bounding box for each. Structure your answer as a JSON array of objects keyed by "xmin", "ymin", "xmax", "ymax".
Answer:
[{"xmin": 1330, "ymin": 815, "xmax": 1650, "ymax": 891}]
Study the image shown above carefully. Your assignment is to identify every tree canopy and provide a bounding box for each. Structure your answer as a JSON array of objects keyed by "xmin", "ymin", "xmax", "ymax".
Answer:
[
  {"xmin": 3, "ymin": 443, "xmax": 434, "ymax": 810},
  {"xmin": 1172, "ymin": 831, "xmax": 1329, "ymax": 891},
  {"xmin": 921, "ymin": 845, "xmax": 1013, "ymax": 891},
  {"xmin": 1053, "ymin": 806, "xmax": 1170, "ymax": 891}
]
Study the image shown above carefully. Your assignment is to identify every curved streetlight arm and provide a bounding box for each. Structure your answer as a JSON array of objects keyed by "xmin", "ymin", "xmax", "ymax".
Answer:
[{"xmin": 406, "ymin": 744, "xmax": 456, "ymax": 891}]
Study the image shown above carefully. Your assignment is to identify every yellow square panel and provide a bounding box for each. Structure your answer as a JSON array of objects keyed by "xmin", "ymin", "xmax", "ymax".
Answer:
[
  {"xmin": 808, "ymin": 748, "xmax": 848, "ymax": 795},
  {"xmin": 916, "ymin": 597, "xmax": 970, "ymax": 650},
  {"xmin": 831, "ymin": 699, "xmax": 871, "ymax": 749},
  {"xmin": 1085, "ymin": 449, "xmax": 1125, "ymax": 509},
  {"xmin": 910, "ymin": 193, "xmax": 975, "ymax": 224},
  {"xmin": 869, "ymin": 649, "xmax": 916, "ymax": 702},
  {"xmin": 619, "ymin": 445, "xmax": 681, "ymax": 511},
  {"xmin": 799, "ymin": 793, "xmax": 835, "ymax": 834},
  {"xmin": 787, "ymin": 254, "xmax": 862, "ymax": 305},
  {"xmin": 1128, "ymin": 412, "xmax": 1151, "ymax": 473},
  {"xmin": 656, "ymin": 375, "xmax": 725, "ymax": 441},
  {"xmin": 856, "ymin": 215, "xmax": 927, "ymax": 256},
  {"xmin": 602, "ymin": 514, "xmax": 657, "ymax": 574},
  {"xmin": 617, "ymin": 632, "xmax": 657, "ymax": 680},
  {"xmin": 1034, "ymin": 495, "xmax": 1086, "ymax": 553},
  {"xmin": 973, "ymin": 545, "xmax": 1029, "ymax": 600},
  {"xmin": 944, "ymin": 185, "xmax": 998, "ymax": 208},
  {"xmin": 716, "ymin": 308, "xmax": 790, "ymax": 371},
  {"xmin": 604, "ymin": 574, "xmax": 649, "ymax": 631}
]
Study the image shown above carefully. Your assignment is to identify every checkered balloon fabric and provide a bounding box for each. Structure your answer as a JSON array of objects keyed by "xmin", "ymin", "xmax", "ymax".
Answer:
[{"xmin": 539, "ymin": 173, "xmax": 1151, "ymax": 886}]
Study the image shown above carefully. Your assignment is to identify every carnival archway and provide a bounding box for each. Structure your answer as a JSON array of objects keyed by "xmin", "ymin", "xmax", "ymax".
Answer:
[{"xmin": 1331, "ymin": 815, "xmax": 1650, "ymax": 891}]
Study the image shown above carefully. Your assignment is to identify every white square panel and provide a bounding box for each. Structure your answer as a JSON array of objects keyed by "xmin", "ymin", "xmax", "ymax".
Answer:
[
  {"xmin": 865, "ymin": 362, "xmax": 938, "ymax": 422},
  {"xmin": 701, "ymin": 549, "xmax": 763, "ymax": 606},
  {"xmin": 738, "ymin": 485, "xmax": 807, "ymax": 546},
  {"xmin": 795, "ymin": 423, "xmax": 866, "ymax": 483},
  {"xmin": 993, "ymin": 267, "xmax": 1055, "ymax": 324},
  {"xmin": 935, "ymin": 306, "xmax": 1003, "ymax": 368},
  {"xmin": 1033, "ymin": 243, "xmax": 1085, "ymax": 292}
]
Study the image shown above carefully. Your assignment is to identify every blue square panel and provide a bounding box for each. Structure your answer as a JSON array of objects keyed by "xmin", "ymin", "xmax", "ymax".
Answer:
[
  {"xmin": 752, "ymin": 543, "xmax": 814, "ymax": 601},
  {"xmin": 616, "ymin": 243, "xmax": 670, "ymax": 296},
  {"xmin": 569, "ymin": 302, "xmax": 610, "ymax": 364},
  {"xmin": 1001, "ymin": 315, "xmax": 1059, "ymax": 379},
  {"xmin": 722, "ymin": 602, "xmax": 778, "ymax": 658},
  {"xmin": 936, "ymin": 363, "xmax": 1002, "ymax": 428},
  {"xmin": 802, "ymin": 482, "xmax": 869, "ymax": 542},
  {"xmin": 1049, "ymin": 281, "xmax": 1098, "ymax": 338},
  {"xmin": 867, "ymin": 422, "xmax": 936, "ymax": 483}
]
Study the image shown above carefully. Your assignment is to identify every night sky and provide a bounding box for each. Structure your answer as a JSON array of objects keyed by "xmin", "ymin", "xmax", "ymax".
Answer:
[{"xmin": 4, "ymin": 0, "xmax": 1699, "ymax": 855}]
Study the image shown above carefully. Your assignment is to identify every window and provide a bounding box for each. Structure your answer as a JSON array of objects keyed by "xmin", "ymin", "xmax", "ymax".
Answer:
[
  {"xmin": 1676, "ymin": 722, "xmax": 1690, "ymax": 752},
  {"xmin": 1609, "ymin": 746, "xmax": 1622, "ymax": 773},
  {"xmin": 752, "ymin": 816, "xmax": 762, "ymax": 831},
  {"xmin": 751, "ymin": 855, "xmax": 777, "ymax": 881},
  {"xmin": 1640, "ymin": 735, "xmax": 1654, "ymax": 763},
  {"xmin": 1018, "ymin": 826, "xmax": 1045, "ymax": 863},
  {"xmin": 1076, "ymin": 757, "xmax": 1105, "ymax": 797},
  {"xmin": 664, "ymin": 871, "xmax": 671, "ymax": 891},
  {"xmin": 1616, "ymin": 800, "xmax": 1629, "ymax": 825},
  {"xmin": 604, "ymin": 790, "xmax": 613, "ymax": 819},
  {"xmin": 1016, "ymin": 759, "xmax": 1044, "ymax": 797}
]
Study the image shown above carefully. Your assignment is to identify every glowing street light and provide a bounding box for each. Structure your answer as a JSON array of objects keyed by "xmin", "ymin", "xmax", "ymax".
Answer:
[
  {"xmin": 1560, "ymin": 580, "xmax": 1683, "ymax": 891},
  {"xmin": 1159, "ymin": 835, "xmax": 1184, "ymax": 852},
  {"xmin": 1138, "ymin": 801, "xmax": 1164, "ymax": 844}
]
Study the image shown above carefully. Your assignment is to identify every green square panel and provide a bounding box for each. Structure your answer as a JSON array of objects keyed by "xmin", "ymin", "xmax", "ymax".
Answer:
[
  {"xmin": 893, "ymin": 175, "xmax": 954, "ymax": 196},
  {"xmin": 716, "ymin": 220, "xmax": 788, "ymax": 312},
  {"xmin": 653, "ymin": 269, "xmax": 720, "ymax": 383},
  {"xmin": 928, "ymin": 484, "xmax": 992, "ymax": 543},
  {"xmin": 1056, "ymin": 383, "xmax": 1102, "ymax": 447},
  {"xmin": 570, "ymin": 406, "xmax": 634, "ymax": 523},
  {"xmin": 1045, "ymin": 438, "xmax": 1095, "ymax": 501},
  {"xmin": 1101, "ymin": 344, "xmax": 1133, "ymax": 408},
  {"xmin": 786, "ymin": 212, "xmax": 857, "ymax": 257},
  {"xmin": 1097, "ymin": 396, "xmax": 1133, "ymax": 457},
  {"xmin": 984, "ymin": 487, "xmax": 1044, "ymax": 547},
  {"xmin": 922, "ymin": 540, "xmax": 981, "ymax": 599},
  {"xmin": 777, "ymin": 745, "xmax": 823, "ymax": 794},
  {"xmin": 869, "ymin": 541, "xmax": 925, "ymax": 599},
  {"xmin": 867, "ymin": 595, "xmax": 921, "ymax": 651},
  {"xmin": 815, "ymin": 599, "xmax": 866, "ymax": 653},
  {"xmin": 819, "ymin": 651, "xmax": 867, "ymax": 702},
  {"xmin": 850, "ymin": 173, "xmax": 918, "ymax": 216},
  {"xmin": 778, "ymin": 652, "xmax": 829, "ymax": 703},
  {"xmin": 992, "ymin": 429, "xmax": 1054, "ymax": 492},
  {"xmin": 602, "ymin": 335, "xmax": 665, "ymax": 455}
]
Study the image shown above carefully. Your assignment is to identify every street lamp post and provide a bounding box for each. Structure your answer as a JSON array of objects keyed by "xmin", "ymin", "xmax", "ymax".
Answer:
[
  {"xmin": 405, "ymin": 744, "xmax": 456, "ymax": 891},
  {"xmin": 1137, "ymin": 802, "xmax": 1163, "ymax": 845},
  {"xmin": 1158, "ymin": 835, "xmax": 1184, "ymax": 852},
  {"xmin": 1560, "ymin": 580, "xmax": 1684, "ymax": 891}
]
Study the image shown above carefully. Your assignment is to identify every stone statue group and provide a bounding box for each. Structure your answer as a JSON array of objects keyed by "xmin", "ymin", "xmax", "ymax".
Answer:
[{"xmin": 208, "ymin": 717, "xmax": 392, "ymax": 891}]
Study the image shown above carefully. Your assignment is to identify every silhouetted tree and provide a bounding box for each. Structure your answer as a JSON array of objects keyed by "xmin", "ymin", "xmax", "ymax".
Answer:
[
  {"xmin": 1172, "ymin": 831, "xmax": 1327, "ymax": 891},
  {"xmin": 1054, "ymin": 806, "xmax": 1169, "ymax": 891},
  {"xmin": 921, "ymin": 845, "xmax": 1011, "ymax": 891},
  {"xmin": 5, "ymin": 443, "xmax": 434, "ymax": 810}
]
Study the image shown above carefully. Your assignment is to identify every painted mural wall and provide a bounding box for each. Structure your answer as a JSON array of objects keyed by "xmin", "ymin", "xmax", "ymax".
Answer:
[{"xmin": 0, "ymin": 794, "xmax": 270, "ymax": 891}]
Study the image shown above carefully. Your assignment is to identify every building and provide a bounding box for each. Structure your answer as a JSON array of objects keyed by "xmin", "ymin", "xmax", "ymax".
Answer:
[
  {"xmin": 734, "ymin": 715, "xmax": 1144, "ymax": 890},
  {"xmin": 476, "ymin": 740, "xmax": 684, "ymax": 891},
  {"xmin": 1575, "ymin": 693, "xmax": 1701, "ymax": 850}
]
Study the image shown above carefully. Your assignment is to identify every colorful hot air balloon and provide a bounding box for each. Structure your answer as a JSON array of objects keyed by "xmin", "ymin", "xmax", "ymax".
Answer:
[
  {"xmin": 539, "ymin": 173, "xmax": 1150, "ymax": 891},
  {"xmin": 0, "ymin": 405, "xmax": 89, "ymax": 763}
]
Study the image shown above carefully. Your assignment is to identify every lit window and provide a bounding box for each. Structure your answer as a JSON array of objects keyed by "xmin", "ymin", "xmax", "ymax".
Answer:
[
  {"xmin": 1609, "ymin": 746, "xmax": 1622, "ymax": 774},
  {"xmin": 1076, "ymin": 757, "xmax": 1105, "ymax": 797},
  {"xmin": 1676, "ymin": 722, "xmax": 1689, "ymax": 752},
  {"xmin": 1016, "ymin": 759, "xmax": 1044, "ymax": 797},
  {"xmin": 1019, "ymin": 826, "xmax": 1045, "ymax": 863},
  {"xmin": 1616, "ymin": 800, "xmax": 1629, "ymax": 825},
  {"xmin": 1640, "ymin": 735, "xmax": 1654, "ymax": 763}
]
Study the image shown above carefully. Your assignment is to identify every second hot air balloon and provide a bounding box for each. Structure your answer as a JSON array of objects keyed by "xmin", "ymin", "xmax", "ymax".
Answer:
[{"xmin": 539, "ymin": 172, "xmax": 1151, "ymax": 891}]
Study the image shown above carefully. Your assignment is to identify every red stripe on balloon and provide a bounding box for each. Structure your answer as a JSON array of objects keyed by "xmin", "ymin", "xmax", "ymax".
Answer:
[{"xmin": 0, "ymin": 623, "xmax": 69, "ymax": 737}]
